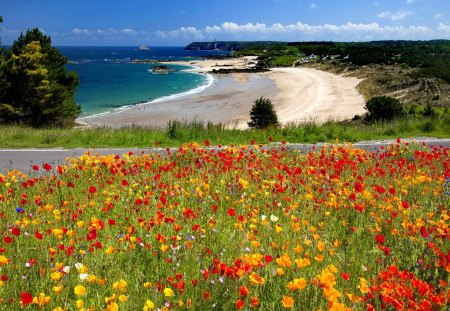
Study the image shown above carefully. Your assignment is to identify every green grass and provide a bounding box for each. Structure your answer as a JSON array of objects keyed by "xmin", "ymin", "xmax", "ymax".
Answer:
[{"xmin": 0, "ymin": 115, "xmax": 449, "ymax": 148}]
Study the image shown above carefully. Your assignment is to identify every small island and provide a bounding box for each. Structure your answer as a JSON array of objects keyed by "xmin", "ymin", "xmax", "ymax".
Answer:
[{"xmin": 138, "ymin": 45, "xmax": 150, "ymax": 51}]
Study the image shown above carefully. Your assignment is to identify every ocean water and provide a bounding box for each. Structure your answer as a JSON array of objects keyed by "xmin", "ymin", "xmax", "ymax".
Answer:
[{"xmin": 58, "ymin": 46, "xmax": 228, "ymax": 116}]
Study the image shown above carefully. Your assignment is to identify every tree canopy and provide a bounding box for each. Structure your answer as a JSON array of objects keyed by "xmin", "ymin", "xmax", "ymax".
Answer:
[
  {"xmin": 248, "ymin": 97, "xmax": 279, "ymax": 129},
  {"xmin": 0, "ymin": 28, "xmax": 80, "ymax": 127}
]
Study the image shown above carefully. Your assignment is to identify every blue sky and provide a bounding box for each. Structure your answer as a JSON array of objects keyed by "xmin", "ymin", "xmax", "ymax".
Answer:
[{"xmin": 1, "ymin": 0, "xmax": 449, "ymax": 46}]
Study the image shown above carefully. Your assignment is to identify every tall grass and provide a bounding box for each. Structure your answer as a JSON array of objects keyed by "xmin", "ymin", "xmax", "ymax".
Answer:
[{"xmin": 0, "ymin": 115, "xmax": 448, "ymax": 148}]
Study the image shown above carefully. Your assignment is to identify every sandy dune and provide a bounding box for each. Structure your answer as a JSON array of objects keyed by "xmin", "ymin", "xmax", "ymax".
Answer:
[{"xmin": 78, "ymin": 57, "xmax": 366, "ymax": 128}]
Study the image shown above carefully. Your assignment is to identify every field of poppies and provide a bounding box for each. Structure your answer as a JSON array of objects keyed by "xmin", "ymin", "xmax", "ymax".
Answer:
[{"xmin": 0, "ymin": 140, "xmax": 448, "ymax": 310}]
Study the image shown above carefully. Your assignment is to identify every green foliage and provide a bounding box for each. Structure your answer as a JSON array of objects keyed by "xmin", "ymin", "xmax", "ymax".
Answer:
[
  {"xmin": 364, "ymin": 96, "xmax": 404, "ymax": 122},
  {"xmin": 0, "ymin": 28, "xmax": 80, "ymax": 127},
  {"xmin": 248, "ymin": 97, "xmax": 279, "ymax": 129}
]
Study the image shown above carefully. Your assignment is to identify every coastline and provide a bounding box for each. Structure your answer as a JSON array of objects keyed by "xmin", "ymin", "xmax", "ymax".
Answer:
[{"xmin": 78, "ymin": 56, "xmax": 366, "ymax": 128}]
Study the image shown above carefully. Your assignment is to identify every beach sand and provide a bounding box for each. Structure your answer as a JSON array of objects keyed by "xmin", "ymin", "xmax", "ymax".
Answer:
[{"xmin": 78, "ymin": 57, "xmax": 366, "ymax": 129}]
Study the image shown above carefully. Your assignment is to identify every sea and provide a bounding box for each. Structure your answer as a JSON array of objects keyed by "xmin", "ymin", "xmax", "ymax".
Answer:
[{"xmin": 58, "ymin": 46, "xmax": 229, "ymax": 117}]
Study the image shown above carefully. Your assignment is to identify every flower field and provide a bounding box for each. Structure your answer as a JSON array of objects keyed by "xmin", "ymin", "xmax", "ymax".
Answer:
[{"xmin": 0, "ymin": 141, "xmax": 449, "ymax": 310}]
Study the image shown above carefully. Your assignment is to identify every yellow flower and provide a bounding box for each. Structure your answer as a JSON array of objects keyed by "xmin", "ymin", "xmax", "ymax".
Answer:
[
  {"xmin": 0, "ymin": 255, "xmax": 9, "ymax": 265},
  {"xmin": 119, "ymin": 295, "xmax": 127, "ymax": 302},
  {"xmin": 53, "ymin": 285, "xmax": 62, "ymax": 294},
  {"xmin": 143, "ymin": 282, "xmax": 152, "ymax": 289},
  {"xmin": 74, "ymin": 285, "xmax": 86, "ymax": 297},
  {"xmin": 317, "ymin": 241, "xmax": 326, "ymax": 252},
  {"xmin": 249, "ymin": 272, "xmax": 265, "ymax": 285},
  {"xmin": 51, "ymin": 271, "xmax": 63, "ymax": 281},
  {"xmin": 143, "ymin": 300, "xmax": 155, "ymax": 310},
  {"xmin": 76, "ymin": 299, "xmax": 83, "ymax": 308},
  {"xmin": 163, "ymin": 287, "xmax": 174, "ymax": 297},
  {"xmin": 105, "ymin": 302, "xmax": 119, "ymax": 311},
  {"xmin": 33, "ymin": 293, "xmax": 51, "ymax": 307},
  {"xmin": 105, "ymin": 246, "xmax": 115, "ymax": 254},
  {"xmin": 295, "ymin": 257, "xmax": 311, "ymax": 268},
  {"xmin": 112, "ymin": 279, "xmax": 127, "ymax": 292},
  {"xmin": 357, "ymin": 277, "xmax": 370, "ymax": 294},
  {"xmin": 282, "ymin": 296, "xmax": 295, "ymax": 308},
  {"xmin": 287, "ymin": 278, "xmax": 307, "ymax": 291}
]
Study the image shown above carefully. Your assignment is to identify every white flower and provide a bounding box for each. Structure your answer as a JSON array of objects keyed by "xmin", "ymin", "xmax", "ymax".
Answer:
[
  {"xmin": 62, "ymin": 266, "xmax": 71, "ymax": 274},
  {"xmin": 270, "ymin": 215, "xmax": 278, "ymax": 222},
  {"xmin": 79, "ymin": 273, "xmax": 89, "ymax": 280}
]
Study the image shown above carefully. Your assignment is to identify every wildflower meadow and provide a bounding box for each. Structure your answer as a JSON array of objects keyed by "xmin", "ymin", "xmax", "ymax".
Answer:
[{"xmin": 0, "ymin": 141, "xmax": 448, "ymax": 310}]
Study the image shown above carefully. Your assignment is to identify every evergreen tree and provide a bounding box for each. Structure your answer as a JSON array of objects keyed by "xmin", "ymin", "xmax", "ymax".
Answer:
[
  {"xmin": 248, "ymin": 97, "xmax": 279, "ymax": 129},
  {"xmin": 0, "ymin": 28, "xmax": 80, "ymax": 127}
]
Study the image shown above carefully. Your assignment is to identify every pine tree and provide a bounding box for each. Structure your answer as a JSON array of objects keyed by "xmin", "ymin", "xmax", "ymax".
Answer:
[
  {"xmin": 248, "ymin": 97, "xmax": 279, "ymax": 129},
  {"xmin": 0, "ymin": 28, "xmax": 80, "ymax": 127}
]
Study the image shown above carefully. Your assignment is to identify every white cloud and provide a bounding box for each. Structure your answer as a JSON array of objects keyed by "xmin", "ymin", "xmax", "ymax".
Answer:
[
  {"xmin": 435, "ymin": 13, "xmax": 444, "ymax": 19},
  {"xmin": 406, "ymin": 0, "xmax": 416, "ymax": 4},
  {"xmin": 155, "ymin": 21, "xmax": 450, "ymax": 42},
  {"xmin": 310, "ymin": 3, "xmax": 317, "ymax": 10},
  {"xmin": 71, "ymin": 28, "xmax": 141, "ymax": 37},
  {"xmin": 156, "ymin": 26, "xmax": 204, "ymax": 40},
  {"xmin": 378, "ymin": 10, "xmax": 413, "ymax": 21}
]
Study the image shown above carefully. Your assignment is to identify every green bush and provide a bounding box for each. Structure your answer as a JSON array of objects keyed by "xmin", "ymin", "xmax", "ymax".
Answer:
[
  {"xmin": 365, "ymin": 96, "xmax": 404, "ymax": 122},
  {"xmin": 248, "ymin": 97, "xmax": 279, "ymax": 129}
]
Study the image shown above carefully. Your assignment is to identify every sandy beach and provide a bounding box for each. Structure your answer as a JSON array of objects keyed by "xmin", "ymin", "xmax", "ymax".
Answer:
[{"xmin": 78, "ymin": 57, "xmax": 366, "ymax": 129}]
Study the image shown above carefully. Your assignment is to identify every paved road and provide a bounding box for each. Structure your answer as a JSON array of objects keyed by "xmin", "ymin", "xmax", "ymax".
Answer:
[{"xmin": 1, "ymin": 138, "xmax": 449, "ymax": 174}]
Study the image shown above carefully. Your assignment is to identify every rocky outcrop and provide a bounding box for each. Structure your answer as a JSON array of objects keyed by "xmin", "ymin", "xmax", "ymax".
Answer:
[
  {"xmin": 149, "ymin": 66, "xmax": 175, "ymax": 74},
  {"xmin": 210, "ymin": 68, "xmax": 270, "ymax": 74}
]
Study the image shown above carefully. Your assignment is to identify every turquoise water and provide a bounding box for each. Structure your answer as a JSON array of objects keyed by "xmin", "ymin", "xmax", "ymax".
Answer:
[{"xmin": 60, "ymin": 46, "xmax": 226, "ymax": 116}]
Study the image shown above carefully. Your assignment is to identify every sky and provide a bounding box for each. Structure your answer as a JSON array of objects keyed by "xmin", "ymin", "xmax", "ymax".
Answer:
[{"xmin": 1, "ymin": 0, "xmax": 449, "ymax": 46}]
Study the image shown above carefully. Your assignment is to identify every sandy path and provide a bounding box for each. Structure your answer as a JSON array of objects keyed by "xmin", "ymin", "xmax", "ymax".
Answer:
[{"xmin": 267, "ymin": 67, "xmax": 366, "ymax": 123}]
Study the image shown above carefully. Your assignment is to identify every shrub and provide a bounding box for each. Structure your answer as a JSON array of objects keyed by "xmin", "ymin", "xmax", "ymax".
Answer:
[
  {"xmin": 364, "ymin": 96, "xmax": 404, "ymax": 122},
  {"xmin": 248, "ymin": 97, "xmax": 279, "ymax": 129}
]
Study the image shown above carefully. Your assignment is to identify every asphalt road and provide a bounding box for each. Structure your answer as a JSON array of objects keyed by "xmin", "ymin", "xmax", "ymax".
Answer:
[{"xmin": 1, "ymin": 138, "xmax": 449, "ymax": 174}]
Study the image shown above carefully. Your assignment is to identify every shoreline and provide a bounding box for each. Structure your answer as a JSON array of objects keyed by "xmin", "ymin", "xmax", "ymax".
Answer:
[{"xmin": 78, "ymin": 56, "xmax": 366, "ymax": 128}]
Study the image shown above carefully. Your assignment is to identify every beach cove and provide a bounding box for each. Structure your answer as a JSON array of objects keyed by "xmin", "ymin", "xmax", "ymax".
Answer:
[{"xmin": 78, "ymin": 56, "xmax": 367, "ymax": 129}]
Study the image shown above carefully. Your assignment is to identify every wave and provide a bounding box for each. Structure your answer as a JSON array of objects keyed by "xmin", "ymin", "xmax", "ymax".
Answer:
[{"xmin": 79, "ymin": 71, "xmax": 214, "ymax": 120}]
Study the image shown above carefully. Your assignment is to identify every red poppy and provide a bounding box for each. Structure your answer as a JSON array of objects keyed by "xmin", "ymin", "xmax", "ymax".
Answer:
[
  {"xmin": 375, "ymin": 234, "xmax": 385, "ymax": 244},
  {"xmin": 21, "ymin": 292, "xmax": 33, "ymax": 305},
  {"xmin": 160, "ymin": 195, "xmax": 167, "ymax": 205},
  {"xmin": 355, "ymin": 204, "xmax": 364, "ymax": 212},
  {"xmin": 10, "ymin": 227, "xmax": 20, "ymax": 236},
  {"xmin": 32, "ymin": 165, "xmax": 39, "ymax": 171},
  {"xmin": 203, "ymin": 290, "xmax": 210, "ymax": 301},
  {"xmin": 42, "ymin": 163, "xmax": 52, "ymax": 171},
  {"xmin": 204, "ymin": 140, "xmax": 210, "ymax": 147},
  {"xmin": 402, "ymin": 201, "xmax": 409, "ymax": 209},
  {"xmin": 240, "ymin": 285, "xmax": 249, "ymax": 296},
  {"xmin": 89, "ymin": 186, "xmax": 97, "ymax": 194},
  {"xmin": 34, "ymin": 231, "xmax": 43, "ymax": 240},
  {"xmin": 236, "ymin": 299, "xmax": 244, "ymax": 309},
  {"xmin": 354, "ymin": 181, "xmax": 363, "ymax": 193},
  {"xmin": 420, "ymin": 226, "xmax": 429, "ymax": 238},
  {"xmin": 87, "ymin": 229, "xmax": 97, "ymax": 241},
  {"xmin": 227, "ymin": 208, "xmax": 236, "ymax": 217},
  {"xmin": 341, "ymin": 272, "xmax": 350, "ymax": 281},
  {"xmin": 121, "ymin": 179, "xmax": 129, "ymax": 187},
  {"xmin": 251, "ymin": 297, "xmax": 259, "ymax": 307}
]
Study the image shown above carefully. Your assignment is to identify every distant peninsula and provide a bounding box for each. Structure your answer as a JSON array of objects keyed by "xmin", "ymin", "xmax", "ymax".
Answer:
[{"xmin": 185, "ymin": 41, "xmax": 282, "ymax": 51}]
